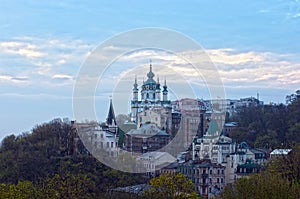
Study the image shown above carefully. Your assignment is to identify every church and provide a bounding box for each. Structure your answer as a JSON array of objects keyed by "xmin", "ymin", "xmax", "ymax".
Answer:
[{"xmin": 131, "ymin": 62, "xmax": 172, "ymax": 132}]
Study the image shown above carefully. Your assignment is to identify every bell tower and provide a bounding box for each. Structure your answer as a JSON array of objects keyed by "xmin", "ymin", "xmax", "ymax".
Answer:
[
  {"xmin": 162, "ymin": 79, "xmax": 168, "ymax": 101},
  {"xmin": 131, "ymin": 76, "xmax": 139, "ymax": 123}
]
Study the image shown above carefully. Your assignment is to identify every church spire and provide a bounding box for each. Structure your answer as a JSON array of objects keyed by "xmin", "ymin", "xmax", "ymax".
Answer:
[
  {"xmin": 163, "ymin": 78, "xmax": 168, "ymax": 101},
  {"xmin": 106, "ymin": 98, "xmax": 117, "ymax": 126},
  {"xmin": 133, "ymin": 75, "xmax": 138, "ymax": 90},
  {"xmin": 147, "ymin": 60, "xmax": 155, "ymax": 79}
]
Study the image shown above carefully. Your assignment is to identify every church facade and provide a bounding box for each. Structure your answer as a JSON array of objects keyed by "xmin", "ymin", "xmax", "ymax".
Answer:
[{"xmin": 131, "ymin": 63, "xmax": 172, "ymax": 131}]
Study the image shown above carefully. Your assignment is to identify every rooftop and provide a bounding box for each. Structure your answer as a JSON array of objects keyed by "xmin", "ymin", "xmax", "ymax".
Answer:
[
  {"xmin": 126, "ymin": 123, "xmax": 168, "ymax": 137},
  {"xmin": 270, "ymin": 149, "xmax": 292, "ymax": 155}
]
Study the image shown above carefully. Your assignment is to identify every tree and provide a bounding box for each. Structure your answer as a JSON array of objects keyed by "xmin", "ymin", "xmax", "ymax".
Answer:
[
  {"xmin": 41, "ymin": 172, "xmax": 95, "ymax": 199},
  {"xmin": 144, "ymin": 173, "xmax": 199, "ymax": 199},
  {"xmin": 220, "ymin": 145, "xmax": 300, "ymax": 199},
  {"xmin": 116, "ymin": 114, "xmax": 131, "ymax": 126},
  {"xmin": 0, "ymin": 181, "xmax": 42, "ymax": 199}
]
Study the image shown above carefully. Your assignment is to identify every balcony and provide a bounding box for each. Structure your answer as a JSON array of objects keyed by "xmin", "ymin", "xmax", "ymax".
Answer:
[
  {"xmin": 201, "ymin": 173, "xmax": 208, "ymax": 178},
  {"xmin": 199, "ymin": 182, "xmax": 209, "ymax": 186}
]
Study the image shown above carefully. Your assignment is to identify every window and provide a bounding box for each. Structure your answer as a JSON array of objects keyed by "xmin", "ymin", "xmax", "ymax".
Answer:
[
  {"xmin": 153, "ymin": 93, "xmax": 155, "ymax": 99},
  {"xmin": 111, "ymin": 142, "xmax": 114, "ymax": 148},
  {"xmin": 217, "ymin": 169, "xmax": 220, "ymax": 174},
  {"xmin": 106, "ymin": 142, "xmax": 109, "ymax": 148},
  {"xmin": 210, "ymin": 170, "xmax": 212, "ymax": 174},
  {"xmin": 217, "ymin": 178, "xmax": 219, "ymax": 183},
  {"xmin": 146, "ymin": 93, "xmax": 149, "ymax": 98},
  {"xmin": 221, "ymin": 170, "xmax": 224, "ymax": 174},
  {"xmin": 144, "ymin": 112, "xmax": 147, "ymax": 116},
  {"xmin": 203, "ymin": 169, "xmax": 206, "ymax": 174},
  {"xmin": 221, "ymin": 178, "xmax": 224, "ymax": 183}
]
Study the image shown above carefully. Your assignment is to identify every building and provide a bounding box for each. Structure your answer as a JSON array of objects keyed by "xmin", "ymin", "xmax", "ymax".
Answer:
[
  {"xmin": 131, "ymin": 62, "xmax": 171, "ymax": 126},
  {"xmin": 73, "ymin": 99, "xmax": 119, "ymax": 158},
  {"xmin": 159, "ymin": 162, "xmax": 178, "ymax": 175},
  {"xmin": 137, "ymin": 108, "xmax": 171, "ymax": 133},
  {"xmin": 172, "ymin": 98, "xmax": 206, "ymax": 149},
  {"xmin": 171, "ymin": 112, "xmax": 181, "ymax": 138},
  {"xmin": 137, "ymin": 151, "xmax": 176, "ymax": 177},
  {"xmin": 125, "ymin": 123, "xmax": 170, "ymax": 153},
  {"xmin": 270, "ymin": 149, "xmax": 292, "ymax": 158},
  {"xmin": 193, "ymin": 120, "xmax": 236, "ymax": 164},
  {"xmin": 235, "ymin": 160, "xmax": 262, "ymax": 178},
  {"xmin": 223, "ymin": 122, "xmax": 238, "ymax": 137},
  {"xmin": 223, "ymin": 142, "xmax": 268, "ymax": 183},
  {"xmin": 178, "ymin": 159, "xmax": 226, "ymax": 198}
]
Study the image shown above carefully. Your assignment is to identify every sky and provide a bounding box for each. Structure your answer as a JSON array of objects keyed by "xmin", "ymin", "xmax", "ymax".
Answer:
[{"xmin": 0, "ymin": 0, "xmax": 299, "ymax": 140}]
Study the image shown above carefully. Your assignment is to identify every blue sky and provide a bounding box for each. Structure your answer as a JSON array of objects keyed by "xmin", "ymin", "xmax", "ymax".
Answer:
[{"xmin": 0, "ymin": 0, "xmax": 300, "ymax": 140}]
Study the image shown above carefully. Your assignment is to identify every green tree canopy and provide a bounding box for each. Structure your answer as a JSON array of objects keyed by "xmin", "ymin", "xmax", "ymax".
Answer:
[{"xmin": 144, "ymin": 173, "xmax": 199, "ymax": 199}]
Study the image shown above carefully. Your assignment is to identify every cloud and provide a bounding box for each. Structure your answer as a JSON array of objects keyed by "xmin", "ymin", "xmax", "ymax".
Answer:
[
  {"xmin": 1, "ymin": 36, "xmax": 299, "ymax": 101},
  {"xmin": 11, "ymin": 77, "xmax": 28, "ymax": 81},
  {"xmin": 105, "ymin": 47, "xmax": 300, "ymax": 92},
  {"xmin": 209, "ymin": 49, "xmax": 300, "ymax": 88},
  {"xmin": 0, "ymin": 36, "xmax": 93, "ymax": 87},
  {"xmin": 206, "ymin": 48, "xmax": 266, "ymax": 65},
  {"xmin": 52, "ymin": 74, "xmax": 73, "ymax": 80},
  {"xmin": 0, "ymin": 41, "xmax": 45, "ymax": 58},
  {"xmin": 0, "ymin": 75, "xmax": 29, "ymax": 84}
]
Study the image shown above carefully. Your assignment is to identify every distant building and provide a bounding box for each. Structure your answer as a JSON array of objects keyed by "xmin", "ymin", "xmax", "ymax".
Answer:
[
  {"xmin": 172, "ymin": 98, "xmax": 205, "ymax": 149},
  {"xmin": 137, "ymin": 151, "xmax": 176, "ymax": 177},
  {"xmin": 137, "ymin": 108, "xmax": 171, "ymax": 133},
  {"xmin": 235, "ymin": 160, "xmax": 261, "ymax": 177},
  {"xmin": 159, "ymin": 162, "xmax": 178, "ymax": 175},
  {"xmin": 193, "ymin": 120, "xmax": 236, "ymax": 164},
  {"xmin": 72, "ymin": 99, "xmax": 119, "ymax": 157},
  {"xmin": 225, "ymin": 143, "xmax": 267, "ymax": 183},
  {"xmin": 171, "ymin": 112, "xmax": 181, "ymax": 138},
  {"xmin": 178, "ymin": 159, "xmax": 226, "ymax": 198},
  {"xmin": 118, "ymin": 121, "xmax": 137, "ymax": 148},
  {"xmin": 223, "ymin": 122, "xmax": 238, "ymax": 137},
  {"xmin": 270, "ymin": 149, "xmax": 292, "ymax": 158},
  {"xmin": 125, "ymin": 123, "xmax": 170, "ymax": 153},
  {"xmin": 107, "ymin": 184, "xmax": 150, "ymax": 198},
  {"xmin": 131, "ymin": 62, "xmax": 171, "ymax": 126}
]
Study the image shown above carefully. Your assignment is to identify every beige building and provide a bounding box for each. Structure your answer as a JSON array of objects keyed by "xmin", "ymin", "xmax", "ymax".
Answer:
[
  {"xmin": 137, "ymin": 107, "xmax": 172, "ymax": 132},
  {"xmin": 193, "ymin": 120, "xmax": 236, "ymax": 164},
  {"xmin": 173, "ymin": 98, "xmax": 205, "ymax": 149}
]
